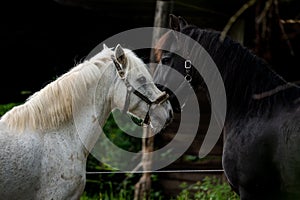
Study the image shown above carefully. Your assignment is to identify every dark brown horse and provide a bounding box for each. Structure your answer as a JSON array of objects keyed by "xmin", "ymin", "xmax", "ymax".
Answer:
[{"xmin": 153, "ymin": 14, "xmax": 300, "ymax": 200}]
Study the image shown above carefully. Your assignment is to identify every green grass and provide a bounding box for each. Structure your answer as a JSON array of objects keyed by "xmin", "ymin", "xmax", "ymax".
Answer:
[
  {"xmin": 81, "ymin": 176, "xmax": 239, "ymax": 200},
  {"xmin": 175, "ymin": 176, "xmax": 239, "ymax": 200}
]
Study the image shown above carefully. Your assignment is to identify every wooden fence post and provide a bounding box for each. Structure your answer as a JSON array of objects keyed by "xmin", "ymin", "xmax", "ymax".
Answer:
[
  {"xmin": 134, "ymin": 125, "xmax": 154, "ymax": 200},
  {"xmin": 150, "ymin": 0, "xmax": 174, "ymax": 75},
  {"xmin": 134, "ymin": 1, "xmax": 173, "ymax": 200}
]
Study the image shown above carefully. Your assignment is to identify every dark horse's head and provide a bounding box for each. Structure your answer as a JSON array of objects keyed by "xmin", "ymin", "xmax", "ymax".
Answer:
[
  {"xmin": 153, "ymin": 14, "xmax": 300, "ymax": 118},
  {"xmin": 153, "ymin": 14, "xmax": 205, "ymax": 113}
]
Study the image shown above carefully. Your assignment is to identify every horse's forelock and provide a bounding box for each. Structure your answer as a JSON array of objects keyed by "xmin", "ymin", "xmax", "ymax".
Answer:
[{"xmin": 154, "ymin": 31, "xmax": 174, "ymax": 62}]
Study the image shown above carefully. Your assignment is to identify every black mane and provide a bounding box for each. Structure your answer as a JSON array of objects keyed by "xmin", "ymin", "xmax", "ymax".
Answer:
[{"xmin": 180, "ymin": 25, "xmax": 300, "ymax": 119}]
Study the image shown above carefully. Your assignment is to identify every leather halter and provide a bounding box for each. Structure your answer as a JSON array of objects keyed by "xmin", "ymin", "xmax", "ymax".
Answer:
[
  {"xmin": 111, "ymin": 55, "xmax": 169, "ymax": 125},
  {"xmin": 166, "ymin": 59, "xmax": 194, "ymax": 112},
  {"xmin": 184, "ymin": 60, "xmax": 192, "ymax": 83}
]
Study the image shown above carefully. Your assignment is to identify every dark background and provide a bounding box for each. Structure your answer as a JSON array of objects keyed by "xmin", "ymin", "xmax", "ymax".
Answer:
[
  {"xmin": 1, "ymin": 0, "xmax": 299, "ymax": 103},
  {"xmin": 0, "ymin": 0, "xmax": 156, "ymax": 103}
]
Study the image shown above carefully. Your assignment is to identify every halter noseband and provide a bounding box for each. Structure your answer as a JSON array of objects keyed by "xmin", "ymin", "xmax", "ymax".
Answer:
[{"xmin": 111, "ymin": 55, "xmax": 169, "ymax": 126}]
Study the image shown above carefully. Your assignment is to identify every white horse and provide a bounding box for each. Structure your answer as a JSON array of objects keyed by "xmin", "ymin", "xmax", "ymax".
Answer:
[{"xmin": 0, "ymin": 44, "xmax": 173, "ymax": 200}]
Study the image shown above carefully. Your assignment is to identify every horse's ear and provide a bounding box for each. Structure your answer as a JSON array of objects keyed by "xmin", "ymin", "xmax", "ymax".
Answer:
[
  {"xmin": 169, "ymin": 14, "xmax": 188, "ymax": 32},
  {"xmin": 178, "ymin": 16, "xmax": 188, "ymax": 29},
  {"xmin": 103, "ymin": 44, "xmax": 109, "ymax": 50},
  {"xmin": 115, "ymin": 44, "xmax": 127, "ymax": 67},
  {"xmin": 169, "ymin": 14, "xmax": 180, "ymax": 32}
]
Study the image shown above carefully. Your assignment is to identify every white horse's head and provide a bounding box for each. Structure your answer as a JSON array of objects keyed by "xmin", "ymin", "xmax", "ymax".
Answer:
[{"xmin": 94, "ymin": 44, "xmax": 173, "ymax": 133}]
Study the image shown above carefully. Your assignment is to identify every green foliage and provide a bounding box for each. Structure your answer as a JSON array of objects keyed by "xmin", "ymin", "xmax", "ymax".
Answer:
[
  {"xmin": 103, "ymin": 109, "xmax": 142, "ymax": 151},
  {"xmin": 175, "ymin": 176, "xmax": 239, "ymax": 200},
  {"xmin": 83, "ymin": 109, "xmax": 144, "ymax": 199},
  {"xmin": 0, "ymin": 103, "xmax": 20, "ymax": 117},
  {"xmin": 97, "ymin": 109, "xmax": 142, "ymax": 170},
  {"xmin": 81, "ymin": 178, "xmax": 135, "ymax": 200},
  {"xmin": 82, "ymin": 175, "xmax": 239, "ymax": 200},
  {"xmin": 81, "ymin": 174, "xmax": 164, "ymax": 200}
]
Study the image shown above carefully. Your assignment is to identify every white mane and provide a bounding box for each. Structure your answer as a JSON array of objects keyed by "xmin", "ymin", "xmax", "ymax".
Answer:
[{"xmin": 1, "ymin": 48, "xmax": 119, "ymax": 132}]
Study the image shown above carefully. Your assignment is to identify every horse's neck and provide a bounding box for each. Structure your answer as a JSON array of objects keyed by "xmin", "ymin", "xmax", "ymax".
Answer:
[
  {"xmin": 197, "ymin": 30, "xmax": 299, "ymax": 119},
  {"xmin": 65, "ymin": 66, "xmax": 114, "ymax": 153},
  {"xmin": 36, "ymin": 63, "xmax": 115, "ymax": 157},
  {"xmin": 222, "ymin": 59, "xmax": 286, "ymax": 117}
]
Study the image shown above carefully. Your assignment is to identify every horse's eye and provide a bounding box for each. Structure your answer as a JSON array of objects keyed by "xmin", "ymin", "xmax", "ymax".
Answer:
[
  {"xmin": 161, "ymin": 56, "xmax": 171, "ymax": 65},
  {"xmin": 137, "ymin": 76, "xmax": 147, "ymax": 84}
]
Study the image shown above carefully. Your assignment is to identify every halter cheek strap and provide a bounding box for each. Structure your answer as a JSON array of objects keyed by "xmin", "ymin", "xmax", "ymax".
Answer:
[
  {"xmin": 111, "ymin": 55, "xmax": 168, "ymax": 126},
  {"xmin": 167, "ymin": 59, "xmax": 193, "ymax": 112},
  {"xmin": 184, "ymin": 60, "xmax": 192, "ymax": 82}
]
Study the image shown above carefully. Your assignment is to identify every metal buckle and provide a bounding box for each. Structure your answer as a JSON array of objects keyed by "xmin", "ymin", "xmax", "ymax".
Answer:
[
  {"xmin": 185, "ymin": 74, "xmax": 192, "ymax": 82},
  {"xmin": 184, "ymin": 60, "xmax": 192, "ymax": 69},
  {"xmin": 118, "ymin": 70, "xmax": 126, "ymax": 79}
]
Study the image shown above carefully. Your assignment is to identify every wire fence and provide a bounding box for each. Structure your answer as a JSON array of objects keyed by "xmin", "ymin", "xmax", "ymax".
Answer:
[{"xmin": 86, "ymin": 169, "xmax": 224, "ymax": 174}]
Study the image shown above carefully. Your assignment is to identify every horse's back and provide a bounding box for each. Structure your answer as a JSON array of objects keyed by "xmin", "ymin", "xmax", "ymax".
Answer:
[{"xmin": 0, "ymin": 123, "xmax": 43, "ymax": 200}]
